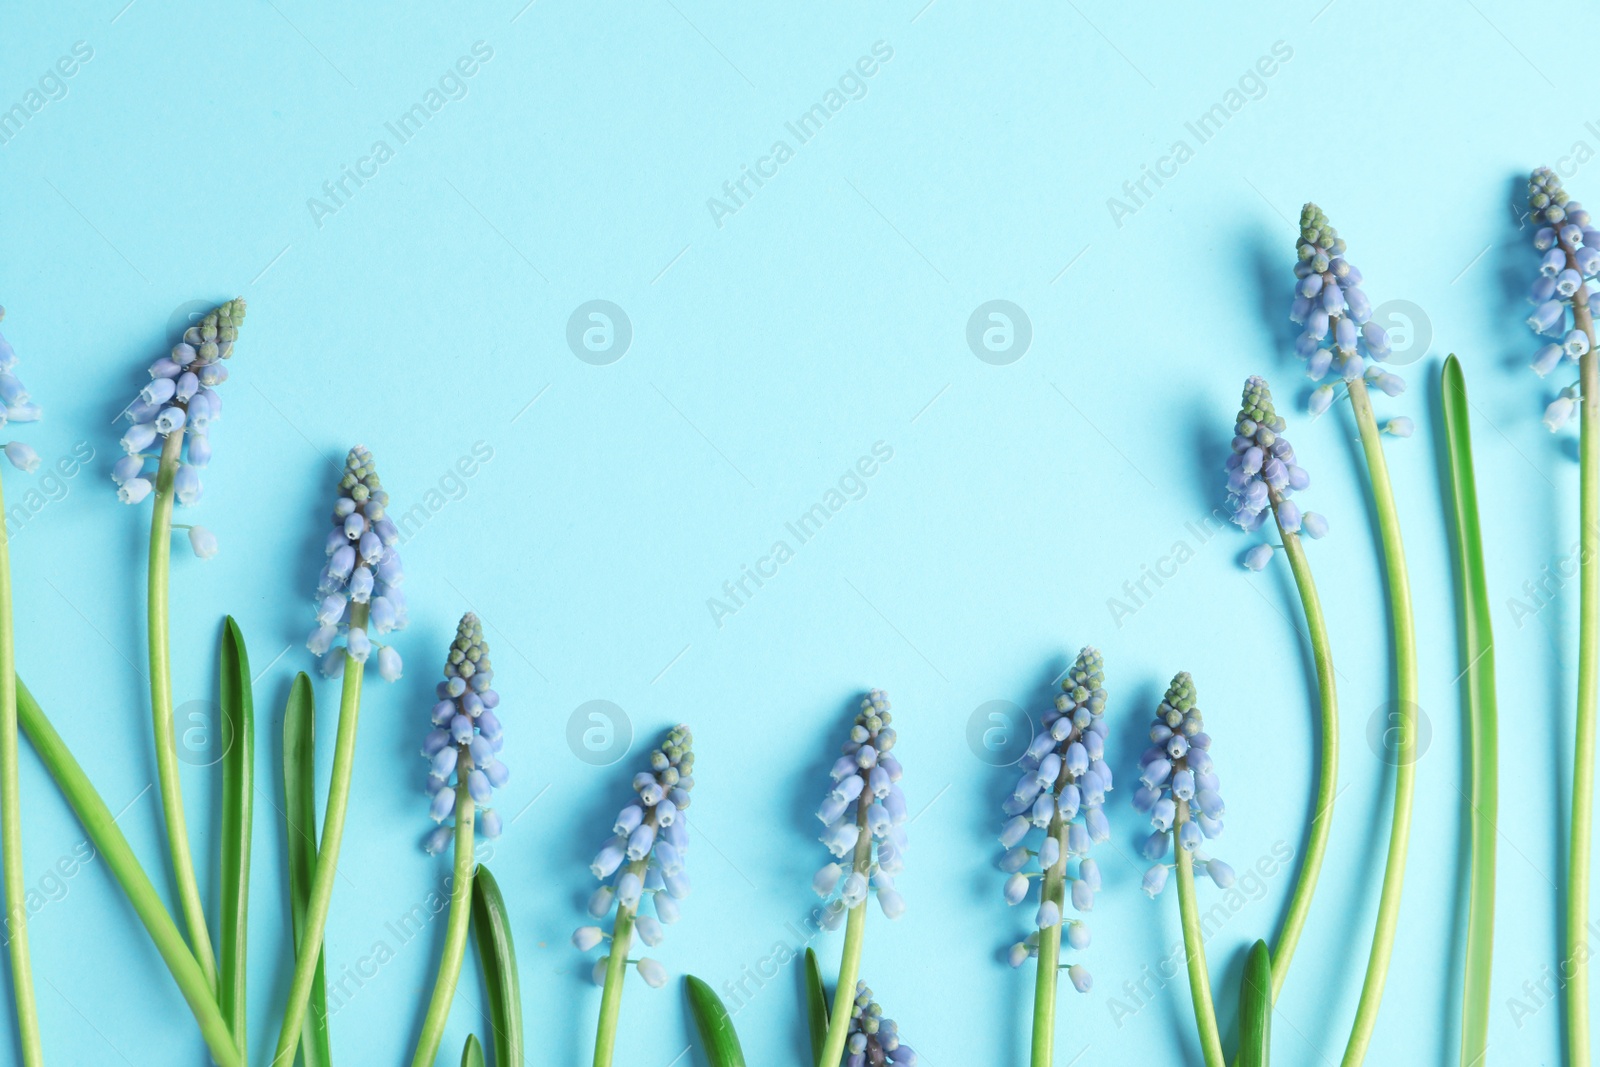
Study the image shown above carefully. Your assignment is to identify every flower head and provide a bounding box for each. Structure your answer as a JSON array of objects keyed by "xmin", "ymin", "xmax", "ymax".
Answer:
[
  {"xmin": 1291, "ymin": 205, "xmax": 1397, "ymax": 393},
  {"xmin": 112, "ymin": 298, "xmax": 245, "ymax": 506},
  {"xmin": 0, "ymin": 306, "xmax": 41, "ymax": 473},
  {"xmin": 307, "ymin": 446, "xmax": 405, "ymax": 677},
  {"xmin": 419, "ymin": 613, "xmax": 505, "ymax": 850},
  {"xmin": 999, "ymin": 648, "xmax": 1108, "ymax": 986},
  {"xmin": 844, "ymin": 980, "xmax": 916, "ymax": 1067},
  {"xmin": 1526, "ymin": 168, "xmax": 1598, "ymax": 434},
  {"xmin": 813, "ymin": 690, "xmax": 908, "ymax": 926},
  {"xmin": 578, "ymin": 725, "xmax": 695, "ymax": 986},
  {"xmin": 1225, "ymin": 376, "xmax": 1322, "ymax": 566},
  {"xmin": 1135, "ymin": 672, "xmax": 1228, "ymax": 896}
]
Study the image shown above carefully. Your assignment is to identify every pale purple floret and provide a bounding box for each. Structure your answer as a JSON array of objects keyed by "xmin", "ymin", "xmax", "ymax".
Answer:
[
  {"xmin": 0, "ymin": 306, "xmax": 42, "ymax": 475},
  {"xmin": 1526, "ymin": 168, "xmax": 1599, "ymax": 436},
  {"xmin": 1227, "ymin": 377, "xmax": 1324, "ymax": 569},
  {"xmin": 1290, "ymin": 205, "xmax": 1397, "ymax": 393},
  {"xmin": 420, "ymin": 613, "xmax": 506, "ymax": 854},
  {"xmin": 112, "ymin": 299, "xmax": 245, "ymax": 511},
  {"xmin": 814, "ymin": 690, "xmax": 908, "ymax": 929},
  {"xmin": 306, "ymin": 446, "xmax": 405, "ymax": 678},
  {"xmin": 1137, "ymin": 673, "xmax": 1230, "ymax": 898}
]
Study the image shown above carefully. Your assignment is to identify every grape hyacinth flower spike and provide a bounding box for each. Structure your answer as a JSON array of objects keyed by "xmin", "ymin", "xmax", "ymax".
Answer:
[
  {"xmin": 271, "ymin": 444, "xmax": 407, "ymax": 1067},
  {"xmin": 1526, "ymin": 166, "xmax": 1600, "ymax": 1067},
  {"xmin": 0, "ymin": 305, "xmax": 44, "ymax": 1065},
  {"xmin": 843, "ymin": 980, "xmax": 917, "ymax": 1067},
  {"xmin": 583, "ymin": 725, "xmax": 695, "ymax": 1067},
  {"xmin": 1137, "ymin": 673, "xmax": 1230, "ymax": 1067},
  {"xmin": 1222, "ymin": 377, "xmax": 1339, "ymax": 1006},
  {"xmin": 997, "ymin": 648, "xmax": 1106, "ymax": 1067},
  {"xmin": 411, "ymin": 614, "xmax": 506, "ymax": 1067},
  {"xmin": 813, "ymin": 690, "xmax": 909, "ymax": 1067},
  {"xmin": 1291, "ymin": 204, "xmax": 1417, "ymax": 1067}
]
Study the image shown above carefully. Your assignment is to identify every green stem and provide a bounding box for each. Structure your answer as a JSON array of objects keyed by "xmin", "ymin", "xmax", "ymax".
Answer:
[
  {"xmin": 147, "ymin": 427, "xmax": 217, "ymax": 991},
  {"xmin": 1569, "ymin": 293, "xmax": 1599, "ymax": 1067},
  {"xmin": 1340, "ymin": 376, "xmax": 1418, "ymax": 1067},
  {"xmin": 14, "ymin": 678, "xmax": 240, "ymax": 1067},
  {"xmin": 1266, "ymin": 516, "xmax": 1338, "ymax": 1002},
  {"xmin": 411, "ymin": 777, "xmax": 477, "ymax": 1067},
  {"xmin": 1176, "ymin": 816, "xmax": 1225, "ymax": 1067},
  {"xmin": 271, "ymin": 635, "xmax": 366, "ymax": 1067},
  {"xmin": 592, "ymin": 854, "xmax": 643, "ymax": 1067},
  {"xmin": 1029, "ymin": 801, "xmax": 1071, "ymax": 1066},
  {"xmin": 0, "ymin": 482, "xmax": 41, "ymax": 1067},
  {"xmin": 815, "ymin": 803, "xmax": 873, "ymax": 1067}
]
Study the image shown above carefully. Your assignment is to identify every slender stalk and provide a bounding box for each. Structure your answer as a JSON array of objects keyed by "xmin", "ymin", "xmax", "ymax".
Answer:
[
  {"xmin": 815, "ymin": 803, "xmax": 873, "ymax": 1067},
  {"xmin": 411, "ymin": 779, "xmax": 477, "ymax": 1067},
  {"xmin": 592, "ymin": 856, "xmax": 643, "ymax": 1067},
  {"xmin": 147, "ymin": 426, "xmax": 217, "ymax": 990},
  {"xmin": 1029, "ymin": 789, "xmax": 1071, "ymax": 1066},
  {"xmin": 1266, "ymin": 513, "xmax": 1338, "ymax": 1001},
  {"xmin": 0, "ymin": 482, "xmax": 40, "ymax": 1067},
  {"xmin": 271, "ymin": 634, "xmax": 366, "ymax": 1067},
  {"xmin": 1176, "ymin": 809, "xmax": 1225, "ymax": 1067},
  {"xmin": 1339, "ymin": 376, "xmax": 1418, "ymax": 1067},
  {"xmin": 15, "ymin": 679, "xmax": 240, "ymax": 1067},
  {"xmin": 1568, "ymin": 290, "xmax": 1599, "ymax": 1067}
]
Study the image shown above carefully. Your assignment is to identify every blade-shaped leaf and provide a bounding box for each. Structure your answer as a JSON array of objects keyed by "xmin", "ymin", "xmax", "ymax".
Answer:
[
  {"xmin": 461, "ymin": 1034, "xmax": 486, "ymax": 1067},
  {"xmin": 685, "ymin": 975, "xmax": 747, "ymax": 1067},
  {"xmin": 284, "ymin": 672, "xmax": 331, "ymax": 1067},
  {"xmin": 1236, "ymin": 939, "xmax": 1272, "ymax": 1067},
  {"xmin": 470, "ymin": 865, "xmax": 524, "ymax": 1067},
  {"xmin": 805, "ymin": 947, "xmax": 829, "ymax": 1067},
  {"xmin": 218, "ymin": 616, "xmax": 254, "ymax": 1055}
]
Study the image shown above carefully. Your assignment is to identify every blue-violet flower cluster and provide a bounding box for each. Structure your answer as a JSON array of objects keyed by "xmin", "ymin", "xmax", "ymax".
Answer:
[
  {"xmin": 999, "ymin": 648, "xmax": 1108, "ymax": 992},
  {"xmin": 0, "ymin": 307, "xmax": 41, "ymax": 474},
  {"xmin": 1525, "ymin": 168, "xmax": 1600, "ymax": 432},
  {"xmin": 1290, "ymin": 205, "xmax": 1405, "ymax": 414},
  {"xmin": 421, "ymin": 613, "xmax": 507, "ymax": 853},
  {"xmin": 813, "ymin": 689, "xmax": 909, "ymax": 927},
  {"xmin": 843, "ymin": 980, "xmax": 917, "ymax": 1067},
  {"xmin": 112, "ymin": 298, "xmax": 245, "ymax": 507},
  {"xmin": 577, "ymin": 725, "xmax": 695, "ymax": 989},
  {"xmin": 1134, "ymin": 672, "xmax": 1234, "ymax": 897},
  {"xmin": 307, "ymin": 446, "xmax": 406, "ymax": 680},
  {"xmin": 1226, "ymin": 376, "xmax": 1326, "ymax": 570}
]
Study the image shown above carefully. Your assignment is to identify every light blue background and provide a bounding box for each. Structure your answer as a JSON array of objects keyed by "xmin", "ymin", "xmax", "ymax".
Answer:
[{"xmin": 0, "ymin": 0, "xmax": 1584, "ymax": 1063}]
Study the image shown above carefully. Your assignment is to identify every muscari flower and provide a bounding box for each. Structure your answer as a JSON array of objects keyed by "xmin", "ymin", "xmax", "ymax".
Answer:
[
  {"xmin": 1290, "ymin": 205, "xmax": 1400, "ymax": 397},
  {"xmin": 813, "ymin": 690, "xmax": 908, "ymax": 928},
  {"xmin": 112, "ymin": 298, "xmax": 245, "ymax": 513},
  {"xmin": 0, "ymin": 307, "xmax": 41, "ymax": 473},
  {"xmin": 579, "ymin": 724, "xmax": 695, "ymax": 988},
  {"xmin": 419, "ymin": 613, "xmax": 507, "ymax": 853},
  {"xmin": 306, "ymin": 446, "xmax": 405, "ymax": 679},
  {"xmin": 843, "ymin": 980, "xmax": 917, "ymax": 1067},
  {"xmin": 1526, "ymin": 168, "xmax": 1599, "ymax": 434},
  {"xmin": 1225, "ymin": 376, "xmax": 1326, "ymax": 569},
  {"xmin": 999, "ymin": 649, "xmax": 1108, "ymax": 988},
  {"xmin": 1135, "ymin": 672, "xmax": 1232, "ymax": 896}
]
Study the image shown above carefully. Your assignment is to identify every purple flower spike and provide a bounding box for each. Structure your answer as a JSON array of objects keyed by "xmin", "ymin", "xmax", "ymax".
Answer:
[
  {"xmin": 418, "ymin": 614, "xmax": 503, "ymax": 853},
  {"xmin": 305, "ymin": 446, "xmax": 406, "ymax": 677},
  {"xmin": 1526, "ymin": 168, "xmax": 1597, "ymax": 437},
  {"xmin": 818, "ymin": 690, "xmax": 909, "ymax": 923},
  {"xmin": 1135, "ymin": 673, "xmax": 1229, "ymax": 901},
  {"xmin": 1227, "ymin": 377, "xmax": 1322, "ymax": 568}
]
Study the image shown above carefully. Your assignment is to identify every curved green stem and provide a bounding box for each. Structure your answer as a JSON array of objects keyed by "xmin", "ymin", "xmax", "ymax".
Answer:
[
  {"xmin": 0, "ymin": 482, "xmax": 41, "ymax": 1067},
  {"xmin": 592, "ymin": 857, "xmax": 643, "ymax": 1067},
  {"xmin": 1267, "ymin": 518, "xmax": 1338, "ymax": 1002},
  {"xmin": 15, "ymin": 679, "xmax": 240, "ymax": 1067},
  {"xmin": 147, "ymin": 427, "xmax": 217, "ymax": 991},
  {"xmin": 271, "ymin": 637, "xmax": 366, "ymax": 1067},
  {"xmin": 1569, "ymin": 295, "xmax": 1599, "ymax": 1067},
  {"xmin": 1176, "ymin": 819, "xmax": 1225, "ymax": 1067},
  {"xmin": 815, "ymin": 803, "xmax": 873, "ymax": 1067},
  {"xmin": 411, "ymin": 779, "xmax": 476, "ymax": 1067},
  {"xmin": 1029, "ymin": 803, "xmax": 1071, "ymax": 1066},
  {"xmin": 1340, "ymin": 376, "xmax": 1418, "ymax": 1067}
]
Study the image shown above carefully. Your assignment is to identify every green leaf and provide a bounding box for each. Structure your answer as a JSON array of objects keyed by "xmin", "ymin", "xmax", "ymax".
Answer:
[
  {"xmin": 283, "ymin": 672, "xmax": 332, "ymax": 1067},
  {"xmin": 1236, "ymin": 940, "xmax": 1272, "ymax": 1067},
  {"xmin": 470, "ymin": 865, "xmax": 524, "ymax": 1067},
  {"xmin": 1441, "ymin": 355, "xmax": 1498, "ymax": 1066},
  {"xmin": 805, "ymin": 947, "xmax": 829, "ymax": 1067},
  {"xmin": 460, "ymin": 1034, "xmax": 486, "ymax": 1067},
  {"xmin": 218, "ymin": 616, "xmax": 254, "ymax": 1056},
  {"xmin": 685, "ymin": 975, "xmax": 748, "ymax": 1067}
]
